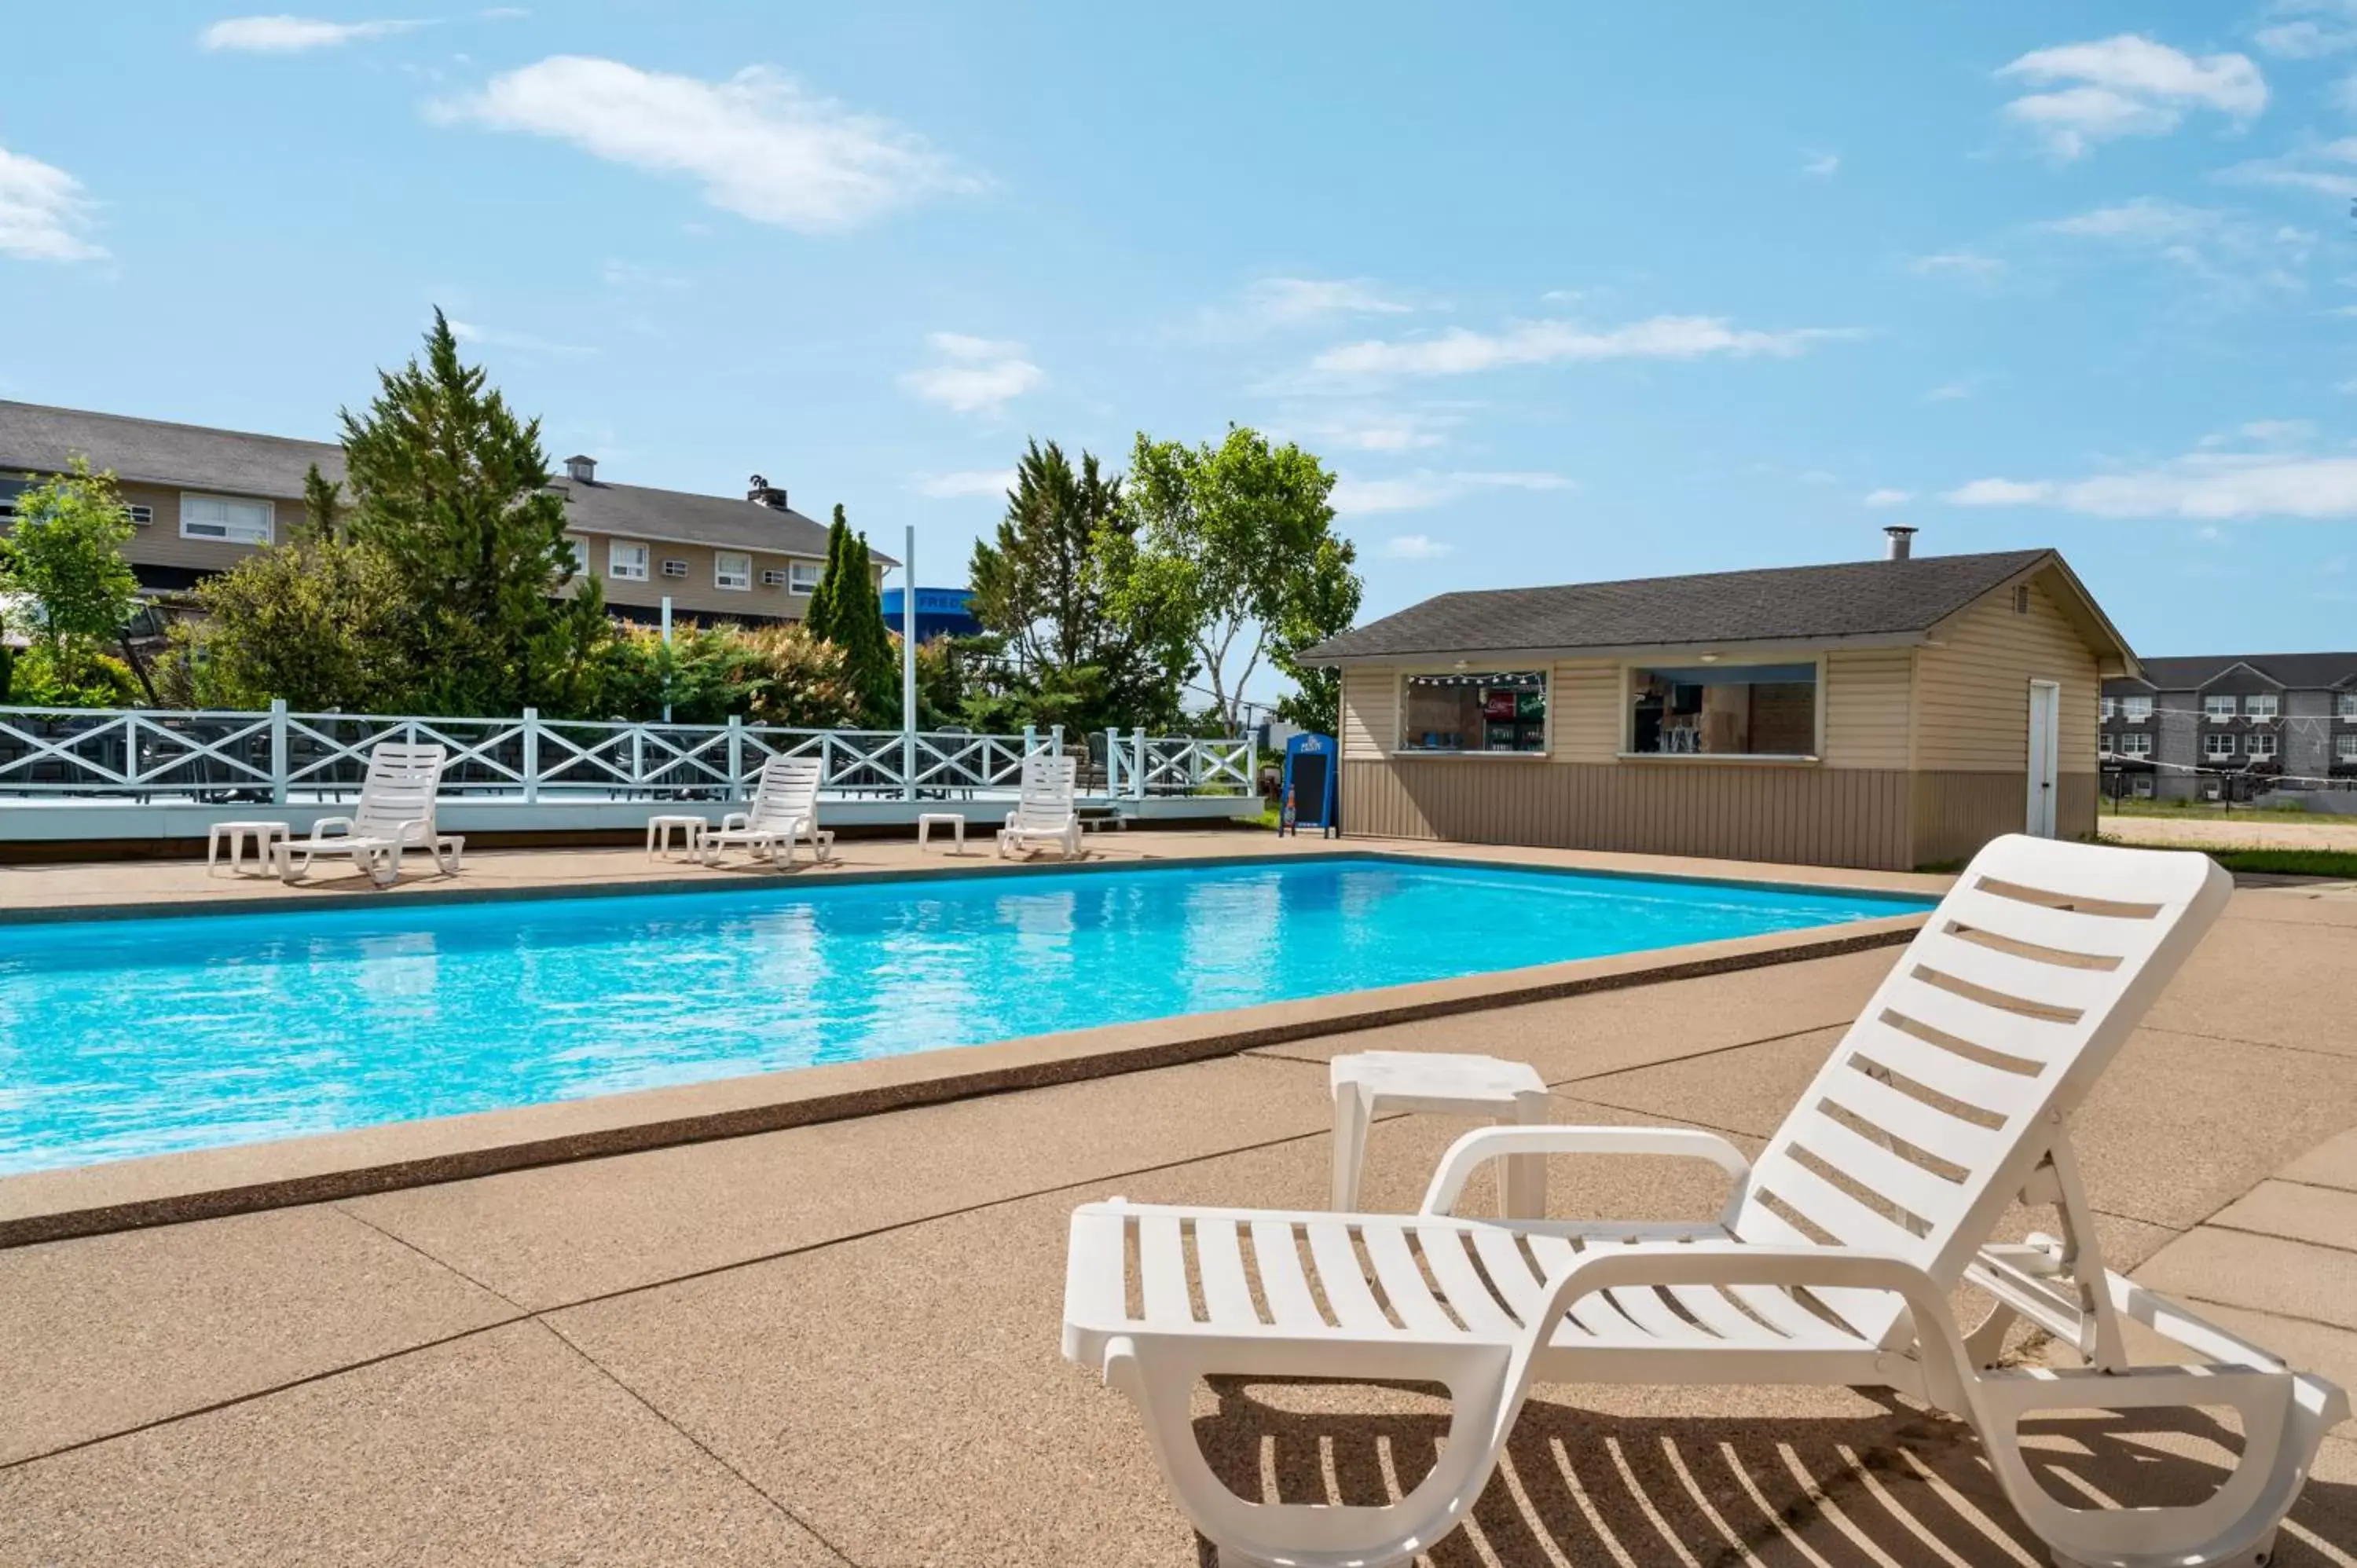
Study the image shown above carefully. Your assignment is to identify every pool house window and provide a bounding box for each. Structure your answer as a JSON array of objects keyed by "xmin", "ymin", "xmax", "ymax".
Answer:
[
  {"xmin": 1398, "ymin": 671, "xmax": 1547, "ymax": 753},
  {"xmin": 1628, "ymin": 661, "xmax": 1818, "ymax": 757}
]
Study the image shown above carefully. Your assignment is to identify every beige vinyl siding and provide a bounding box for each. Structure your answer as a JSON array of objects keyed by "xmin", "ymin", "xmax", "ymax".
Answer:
[
  {"xmin": 578, "ymin": 535, "xmax": 834, "ymax": 622},
  {"xmin": 1821, "ymin": 648, "xmax": 1913, "ymax": 770},
  {"xmin": 1340, "ymin": 669, "xmax": 1395, "ymax": 759},
  {"xmin": 115, "ymin": 479, "xmax": 283, "ymax": 573},
  {"xmin": 1549, "ymin": 658, "xmax": 1621, "ymax": 762},
  {"xmin": 1912, "ymin": 574, "xmax": 2100, "ymax": 774},
  {"xmin": 1343, "ymin": 757, "xmax": 1915, "ymax": 870}
]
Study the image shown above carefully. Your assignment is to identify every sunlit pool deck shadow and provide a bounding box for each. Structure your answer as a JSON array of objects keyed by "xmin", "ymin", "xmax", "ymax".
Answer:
[{"xmin": 1186, "ymin": 1378, "xmax": 2357, "ymax": 1566}]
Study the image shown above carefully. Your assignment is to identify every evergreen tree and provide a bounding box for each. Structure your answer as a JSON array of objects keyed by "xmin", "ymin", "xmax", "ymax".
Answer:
[
  {"xmin": 805, "ymin": 504, "xmax": 851, "ymax": 644},
  {"xmin": 298, "ymin": 463, "xmax": 343, "ymax": 544},
  {"xmin": 967, "ymin": 439, "xmax": 1192, "ymax": 733},
  {"xmin": 805, "ymin": 509, "xmax": 896, "ymax": 724},
  {"xmin": 339, "ymin": 309, "xmax": 607, "ymax": 714}
]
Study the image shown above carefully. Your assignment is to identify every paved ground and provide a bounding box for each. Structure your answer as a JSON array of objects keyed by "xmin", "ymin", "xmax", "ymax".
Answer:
[
  {"xmin": 2, "ymin": 860, "xmax": 2355, "ymax": 1564},
  {"xmin": 2099, "ymin": 811, "xmax": 2357, "ymax": 852}
]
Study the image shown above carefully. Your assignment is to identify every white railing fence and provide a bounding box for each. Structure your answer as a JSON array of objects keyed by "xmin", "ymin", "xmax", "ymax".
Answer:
[{"xmin": 0, "ymin": 703, "xmax": 1253, "ymax": 804}]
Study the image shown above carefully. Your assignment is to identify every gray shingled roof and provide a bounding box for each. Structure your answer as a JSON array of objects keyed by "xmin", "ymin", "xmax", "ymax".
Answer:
[
  {"xmin": 0, "ymin": 400, "xmax": 861, "ymax": 561},
  {"xmin": 2117, "ymin": 653, "xmax": 2357, "ymax": 691},
  {"xmin": 1301, "ymin": 548, "xmax": 2059, "ymax": 661}
]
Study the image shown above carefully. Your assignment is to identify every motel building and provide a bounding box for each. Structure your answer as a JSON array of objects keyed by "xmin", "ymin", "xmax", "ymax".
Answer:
[{"xmin": 1302, "ymin": 529, "xmax": 2135, "ymax": 872}]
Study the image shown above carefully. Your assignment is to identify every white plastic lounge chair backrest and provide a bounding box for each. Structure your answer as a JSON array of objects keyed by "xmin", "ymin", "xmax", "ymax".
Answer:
[
  {"xmin": 350, "ymin": 743, "xmax": 446, "ymax": 838},
  {"xmin": 1732, "ymin": 833, "xmax": 2231, "ymax": 1346},
  {"xmin": 745, "ymin": 755, "xmax": 823, "ymax": 831},
  {"xmin": 1012, "ymin": 753, "xmax": 1076, "ymax": 828}
]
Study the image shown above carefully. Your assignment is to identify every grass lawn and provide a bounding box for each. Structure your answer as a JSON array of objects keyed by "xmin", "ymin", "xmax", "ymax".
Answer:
[
  {"xmin": 2098, "ymin": 798, "xmax": 2323, "ymax": 822},
  {"xmin": 2097, "ymin": 838, "xmax": 2357, "ymax": 879}
]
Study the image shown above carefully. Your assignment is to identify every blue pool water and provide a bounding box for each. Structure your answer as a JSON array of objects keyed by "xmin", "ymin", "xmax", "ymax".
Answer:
[{"xmin": 0, "ymin": 858, "xmax": 1922, "ymax": 1174}]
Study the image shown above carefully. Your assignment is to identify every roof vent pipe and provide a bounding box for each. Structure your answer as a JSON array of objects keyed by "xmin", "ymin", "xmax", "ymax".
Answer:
[{"xmin": 1883, "ymin": 524, "xmax": 1917, "ymax": 561}]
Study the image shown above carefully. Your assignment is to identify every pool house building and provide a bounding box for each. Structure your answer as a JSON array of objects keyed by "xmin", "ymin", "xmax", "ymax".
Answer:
[{"xmin": 1303, "ymin": 536, "xmax": 2135, "ymax": 871}]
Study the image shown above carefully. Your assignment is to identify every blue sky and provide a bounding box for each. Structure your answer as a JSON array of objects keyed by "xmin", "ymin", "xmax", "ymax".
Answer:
[{"xmin": 3, "ymin": 4, "xmax": 2355, "ymax": 702}]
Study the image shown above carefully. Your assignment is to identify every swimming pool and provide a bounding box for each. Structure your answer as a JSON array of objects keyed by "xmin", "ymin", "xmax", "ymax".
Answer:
[{"xmin": 0, "ymin": 857, "xmax": 1923, "ymax": 1174}]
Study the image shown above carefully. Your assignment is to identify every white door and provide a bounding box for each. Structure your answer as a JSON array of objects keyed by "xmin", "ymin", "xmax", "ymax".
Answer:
[{"xmin": 2026, "ymin": 680, "xmax": 2061, "ymax": 837}]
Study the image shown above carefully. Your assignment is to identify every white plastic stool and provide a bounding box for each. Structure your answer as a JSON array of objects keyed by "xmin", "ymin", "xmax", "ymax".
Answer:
[
  {"xmin": 646, "ymin": 815, "xmax": 708, "ymax": 859},
  {"xmin": 1329, "ymin": 1051, "xmax": 1551, "ymax": 1217},
  {"xmin": 916, "ymin": 812, "xmax": 966, "ymax": 853},
  {"xmin": 208, "ymin": 820, "xmax": 290, "ymax": 877}
]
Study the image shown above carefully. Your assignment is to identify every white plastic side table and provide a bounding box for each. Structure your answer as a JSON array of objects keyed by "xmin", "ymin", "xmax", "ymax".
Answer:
[
  {"xmin": 646, "ymin": 815, "xmax": 709, "ymax": 859},
  {"xmin": 209, "ymin": 820, "xmax": 290, "ymax": 877},
  {"xmin": 1329, "ymin": 1050, "xmax": 1551, "ymax": 1217},
  {"xmin": 916, "ymin": 812, "xmax": 966, "ymax": 854}
]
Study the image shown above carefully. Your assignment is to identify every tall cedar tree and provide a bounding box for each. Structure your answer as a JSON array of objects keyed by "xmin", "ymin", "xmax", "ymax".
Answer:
[
  {"xmin": 966, "ymin": 438, "xmax": 1190, "ymax": 733},
  {"xmin": 299, "ymin": 462, "xmax": 343, "ymax": 544},
  {"xmin": 807, "ymin": 507, "xmax": 896, "ymax": 724},
  {"xmin": 339, "ymin": 310, "xmax": 606, "ymax": 714}
]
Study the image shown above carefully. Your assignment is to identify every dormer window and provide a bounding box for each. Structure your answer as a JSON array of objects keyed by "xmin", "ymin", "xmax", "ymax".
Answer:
[{"xmin": 563, "ymin": 455, "xmax": 597, "ymax": 484}]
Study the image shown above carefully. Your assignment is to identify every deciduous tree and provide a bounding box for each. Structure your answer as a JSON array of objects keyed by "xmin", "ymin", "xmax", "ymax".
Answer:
[
  {"xmin": 0, "ymin": 457, "xmax": 144, "ymax": 699},
  {"xmin": 1113, "ymin": 426, "xmax": 1360, "ymax": 734}
]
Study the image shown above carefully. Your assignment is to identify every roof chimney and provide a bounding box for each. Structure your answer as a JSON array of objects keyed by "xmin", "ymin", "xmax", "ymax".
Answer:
[
  {"xmin": 746, "ymin": 474, "xmax": 789, "ymax": 511},
  {"xmin": 1882, "ymin": 524, "xmax": 1918, "ymax": 561},
  {"xmin": 563, "ymin": 454, "xmax": 597, "ymax": 484}
]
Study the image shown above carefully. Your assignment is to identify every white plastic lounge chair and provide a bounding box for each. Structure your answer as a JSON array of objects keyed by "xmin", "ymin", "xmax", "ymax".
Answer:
[
  {"xmin": 1062, "ymin": 835, "xmax": 2346, "ymax": 1568},
  {"xmin": 280, "ymin": 742, "xmax": 460, "ymax": 888},
  {"xmin": 701, "ymin": 755, "xmax": 832, "ymax": 867},
  {"xmin": 998, "ymin": 753, "xmax": 1081, "ymax": 859}
]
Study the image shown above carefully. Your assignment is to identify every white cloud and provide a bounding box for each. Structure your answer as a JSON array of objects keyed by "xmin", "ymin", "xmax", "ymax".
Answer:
[
  {"xmin": 1283, "ymin": 408, "xmax": 1464, "ymax": 452},
  {"xmin": 1909, "ymin": 251, "xmax": 2004, "ymax": 282},
  {"xmin": 911, "ymin": 468, "xmax": 1017, "ymax": 500},
  {"xmin": 898, "ymin": 332, "xmax": 1043, "ymax": 415},
  {"xmin": 1244, "ymin": 277, "xmax": 1411, "ymax": 323},
  {"xmin": 1377, "ymin": 533, "xmax": 1452, "ymax": 560},
  {"xmin": 1307, "ymin": 314, "xmax": 1854, "ymax": 383},
  {"xmin": 200, "ymin": 15, "xmax": 427, "ymax": 51},
  {"xmin": 445, "ymin": 318, "xmax": 594, "ymax": 354},
  {"xmin": 1944, "ymin": 435, "xmax": 2357, "ymax": 518},
  {"xmin": 2042, "ymin": 197, "xmax": 2311, "ymax": 306},
  {"xmin": 1945, "ymin": 478, "xmax": 2056, "ymax": 506},
  {"xmin": 434, "ymin": 56, "xmax": 969, "ymax": 232},
  {"xmin": 1801, "ymin": 151, "xmax": 1840, "ymax": 178},
  {"xmin": 0, "ymin": 147, "xmax": 105, "ymax": 262},
  {"xmin": 1924, "ymin": 379, "xmax": 1978, "ymax": 402},
  {"xmin": 1332, "ymin": 469, "xmax": 1574, "ymax": 515},
  {"xmin": 1996, "ymin": 35, "xmax": 2266, "ymax": 158},
  {"xmin": 2238, "ymin": 418, "xmax": 2318, "ymax": 445},
  {"xmin": 2222, "ymin": 137, "xmax": 2357, "ymax": 200},
  {"xmin": 1863, "ymin": 488, "xmax": 1914, "ymax": 508},
  {"xmin": 2255, "ymin": 2, "xmax": 2357, "ymax": 58}
]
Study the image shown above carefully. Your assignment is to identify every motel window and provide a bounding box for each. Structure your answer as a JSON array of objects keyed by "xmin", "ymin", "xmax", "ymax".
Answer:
[
  {"xmin": 2203, "ymin": 694, "xmax": 2238, "ymax": 722},
  {"xmin": 2121, "ymin": 695, "xmax": 2152, "ymax": 723},
  {"xmin": 2246, "ymin": 693, "xmax": 2279, "ymax": 721},
  {"xmin": 1629, "ymin": 662, "xmax": 1818, "ymax": 758},
  {"xmin": 0, "ymin": 474, "xmax": 27, "ymax": 519},
  {"xmin": 1398, "ymin": 671, "xmax": 1547, "ymax": 753},
  {"xmin": 2099, "ymin": 697, "xmax": 2115, "ymax": 721},
  {"xmin": 715, "ymin": 551, "xmax": 753, "ymax": 591},
  {"xmin": 787, "ymin": 560, "xmax": 821, "ymax": 595},
  {"xmin": 568, "ymin": 538, "xmax": 589, "ymax": 577},
  {"xmin": 180, "ymin": 493, "xmax": 273, "ymax": 545},
  {"xmin": 2247, "ymin": 732, "xmax": 2278, "ymax": 759},
  {"xmin": 2116, "ymin": 732, "xmax": 2153, "ymax": 758},
  {"xmin": 2341, "ymin": 735, "xmax": 2357, "ymax": 760},
  {"xmin": 2205, "ymin": 734, "xmax": 2238, "ymax": 760},
  {"xmin": 2341, "ymin": 694, "xmax": 2357, "ymax": 721},
  {"xmin": 607, "ymin": 540, "xmax": 651, "ymax": 581}
]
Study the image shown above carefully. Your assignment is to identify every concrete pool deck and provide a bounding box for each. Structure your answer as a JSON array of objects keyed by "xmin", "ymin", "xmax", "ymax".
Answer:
[{"xmin": 2, "ymin": 840, "xmax": 2355, "ymax": 1563}]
